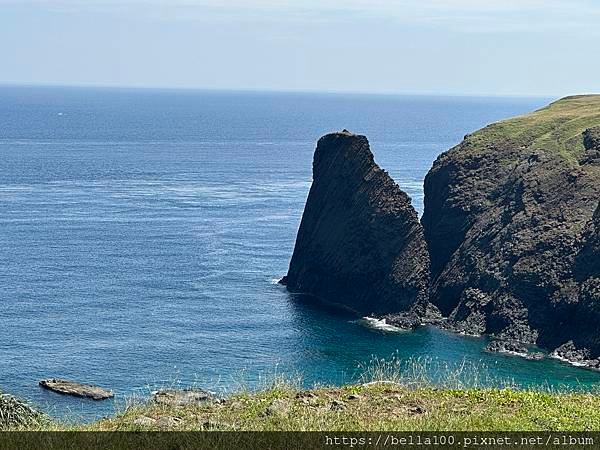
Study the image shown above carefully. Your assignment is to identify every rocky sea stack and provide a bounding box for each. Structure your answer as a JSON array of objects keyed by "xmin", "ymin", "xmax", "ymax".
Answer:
[
  {"xmin": 282, "ymin": 130, "xmax": 432, "ymax": 326},
  {"xmin": 284, "ymin": 95, "xmax": 600, "ymax": 366}
]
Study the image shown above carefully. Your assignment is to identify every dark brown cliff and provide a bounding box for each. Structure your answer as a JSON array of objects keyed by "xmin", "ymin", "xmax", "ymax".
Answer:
[
  {"xmin": 555, "ymin": 202, "xmax": 600, "ymax": 366},
  {"xmin": 283, "ymin": 96, "xmax": 600, "ymax": 367},
  {"xmin": 282, "ymin": 131, "xmax": 431, "ymax": 325},
  {"xmin": 422, "ymin": 95, "xmax": 600, "ymax": 360}
]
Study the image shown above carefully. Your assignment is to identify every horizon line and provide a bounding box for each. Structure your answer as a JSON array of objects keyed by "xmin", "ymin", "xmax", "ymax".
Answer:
[{"xmin": 0, "ymin": 81, "xmax": 565, "ymax": 100}]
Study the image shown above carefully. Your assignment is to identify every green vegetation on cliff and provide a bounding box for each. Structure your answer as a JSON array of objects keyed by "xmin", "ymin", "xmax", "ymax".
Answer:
[
  {"xmin": 0, "ymin": 391, "xmax": 45, "ymax": 430},
  {"xmin": 423, "ymin": 95, "xmax": 600, "ymax": 354},
  {"xmin": 464, "ymin": 95, "xmax": 600, "ymax": 164}
]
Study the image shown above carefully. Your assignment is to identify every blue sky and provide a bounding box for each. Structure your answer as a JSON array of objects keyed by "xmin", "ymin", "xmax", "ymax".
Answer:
[{"xmin": 1, "ymin": 0, "xmax": 600, "ymax": 96}]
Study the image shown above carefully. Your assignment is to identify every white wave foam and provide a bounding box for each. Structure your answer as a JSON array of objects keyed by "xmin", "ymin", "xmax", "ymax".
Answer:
[
  {"xmin": 549, "ymin": 354, "xmax": 588, "ymax": 367},
  {"xmin": 356, "ymin": 317, "xmax": 404, "ymax": 333}
]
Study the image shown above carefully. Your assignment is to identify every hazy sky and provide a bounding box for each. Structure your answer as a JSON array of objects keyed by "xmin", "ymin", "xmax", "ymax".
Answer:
[{"xmin": 2, "ymin": 0, "xmax": 600, "ymax": 96}]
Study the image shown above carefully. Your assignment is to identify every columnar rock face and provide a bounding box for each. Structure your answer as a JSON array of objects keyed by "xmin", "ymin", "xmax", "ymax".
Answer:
[
  {"xmin": 422, "ymin": 95, "xmax": 600, "ymax": 358},
  {"xmin": 282, "ymin": 131, "xmax": 430, "ymax": 323},
  {"xmin": 562, "ymin": 202, "xmax": 600, "ymax": 364},
  {"xmin": 283, "ymin": 96, "xmax": 600, "ymax": 366}
]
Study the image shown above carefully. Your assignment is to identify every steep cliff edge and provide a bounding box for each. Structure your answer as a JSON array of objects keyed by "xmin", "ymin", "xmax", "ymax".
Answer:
[
  {"xmin": 555, "ymin": 202, "xmax": 600, "ymax": 366},
  {"xmin": 283, "ymin": 97, "xmax": 600, "ymax": 365},
  {"xmin": 282, "ymin": 131, "xmax": 431, "ymax": 325},
  {"xmin": 422, "ymin": 95, "xmax": 600, "ymax": 359}
]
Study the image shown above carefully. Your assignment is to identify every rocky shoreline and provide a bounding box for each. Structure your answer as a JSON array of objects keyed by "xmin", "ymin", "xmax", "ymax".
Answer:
[
  {"xmin": 484, "ymin": 340, "xmax": 545, "ymax": 361},
  {"xmin": 550, "ymin": 341, "xmax": 600, "ymax": 370},
  {"xmin": 282, "ymin": 96, "xmax": 600, "ymax": 371}
]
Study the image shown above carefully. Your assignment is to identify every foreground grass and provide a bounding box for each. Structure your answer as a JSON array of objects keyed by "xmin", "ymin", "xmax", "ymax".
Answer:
[
  {"xmin": 5, "ymin": 357, "xmax": 600, "ymax": 432},
  {"xmin": 0, "ymin": 391, "xmax": 47, "ymax": 430},
  {"xmin": 29, "ymin": 383, "xmax": 600, "ymax": 432}
]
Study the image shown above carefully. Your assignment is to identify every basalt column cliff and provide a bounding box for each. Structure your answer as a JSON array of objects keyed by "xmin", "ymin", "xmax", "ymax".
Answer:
[
  {"xmin": 283, "ymin": 96, "xmax": 600, "ymax": 367},
  {"xmin": 281, "ymin": 131, "xmax": 432, "ymax": 326},
  {"xmin": 421, "ymin": 96, "xmax": 600, "ymax": 361}
]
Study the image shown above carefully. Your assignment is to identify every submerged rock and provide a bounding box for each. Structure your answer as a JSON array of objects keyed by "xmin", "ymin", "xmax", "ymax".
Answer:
[
  {"xmin": 485, "ymin": 340, "xmax": 545, "ymax": 360},
  {"xmin": 152, "ymin": 388, "xmax": 214, "ymax": 406},
  {"xmin": 39, "ymin": 379, "xmax": 113, "ymax": 400},
  {"xmin": 284, "ymin": 131, "xmax": 432, "ymax": 323},
  {"xmin": 550, "ymin": 341, "xmax": 600, "ymax": 370}
]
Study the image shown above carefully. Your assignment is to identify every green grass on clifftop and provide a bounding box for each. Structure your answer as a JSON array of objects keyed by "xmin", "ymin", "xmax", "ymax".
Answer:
[
  {"xmin": 4, "ymin": 357, "xmax": 600, "ymax": 432},
  {"xmin": 464, "ymin": 94, "xmax": 600, "ymax": 164},
  {"xmin": 8, "ymin": 383, "xmax": 599, "ymax": 433},
  {"xmin": 85, "ymin": 384, "xmax": 600, "ymax": 432}
]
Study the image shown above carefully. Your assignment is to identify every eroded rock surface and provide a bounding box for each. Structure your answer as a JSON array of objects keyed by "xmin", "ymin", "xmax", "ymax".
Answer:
[
  {"xmin": 422, "ymin": 95, "xmax": 600, "ymax": 363},
  {"xmin": 283, "ymin": 131, "xmax": 432, "ymax": 325},
  {"xmin": 283, "ymin": 97, "xmax": 600, "ymax": 368},
  {"xmin": 485, "ymin": 340, "xmax": 545, "ymax": 360},
  {"xmin": 39, "ymin": 379, "xmax": 113, "ymax": 400}
]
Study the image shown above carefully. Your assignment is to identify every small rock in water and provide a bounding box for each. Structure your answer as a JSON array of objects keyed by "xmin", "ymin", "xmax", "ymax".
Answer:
[
  {"xmin": 153, "ymin": 388, "xmax": 214, "ymax": 406},
  {"xmin": 551, "ymin": 341, "xmax": 600, "ymax": 369},
  {"xmin": 39, "ymin": 379, "xmax": 113, "ymax": 400},
  {"xmin": 485, "ymin": 340, "xmax": 545, "ymax": 360}
]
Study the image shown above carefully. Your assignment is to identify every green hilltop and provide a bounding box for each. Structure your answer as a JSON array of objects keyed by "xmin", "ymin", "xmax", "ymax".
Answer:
[{"xmin": 463, "ymin": 94, "xmax": 600, "ymax": 164}]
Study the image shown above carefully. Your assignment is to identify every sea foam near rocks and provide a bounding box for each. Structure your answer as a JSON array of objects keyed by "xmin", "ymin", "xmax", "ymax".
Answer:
[{"xmin": 356, "ymin": 317, "xmax": 404, "ymax": 333}]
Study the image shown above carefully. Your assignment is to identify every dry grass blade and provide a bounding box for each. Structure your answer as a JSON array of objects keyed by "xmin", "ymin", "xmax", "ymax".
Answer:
[{"xmin": 0, "ymin": 391, "xmax": 43, "ymax": 430}]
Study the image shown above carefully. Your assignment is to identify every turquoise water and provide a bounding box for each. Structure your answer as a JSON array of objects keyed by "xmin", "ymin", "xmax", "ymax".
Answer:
[{"xmin": 0, "ymin": 86, "xmax": 598, "ymax": 422}]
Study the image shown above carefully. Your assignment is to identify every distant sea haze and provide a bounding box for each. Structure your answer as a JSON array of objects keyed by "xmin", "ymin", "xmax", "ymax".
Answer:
[{"xmin": 1, "ymin": 86, "xmax": 596, "ymax": 422}]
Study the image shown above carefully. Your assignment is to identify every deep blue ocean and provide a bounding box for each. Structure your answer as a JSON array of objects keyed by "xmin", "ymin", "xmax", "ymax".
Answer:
[{"xmin": 1, "ymin": 86, "xmax": 599, "ymax": 422}]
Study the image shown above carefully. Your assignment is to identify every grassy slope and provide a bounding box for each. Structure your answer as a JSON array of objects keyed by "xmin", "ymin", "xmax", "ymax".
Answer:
[
  {"xmin": 18, "ymin": 383, "xmax": 600, "ymax": 432},
  {"xmin": 464, "ymin": 95, "xmax": 600, "ymax": 164}
]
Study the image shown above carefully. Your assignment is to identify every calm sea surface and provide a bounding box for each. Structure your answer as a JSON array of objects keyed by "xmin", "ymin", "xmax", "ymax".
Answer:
[{"xmin": 1, "ymin": 86, "xmax": 598, "ymax": 422}]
